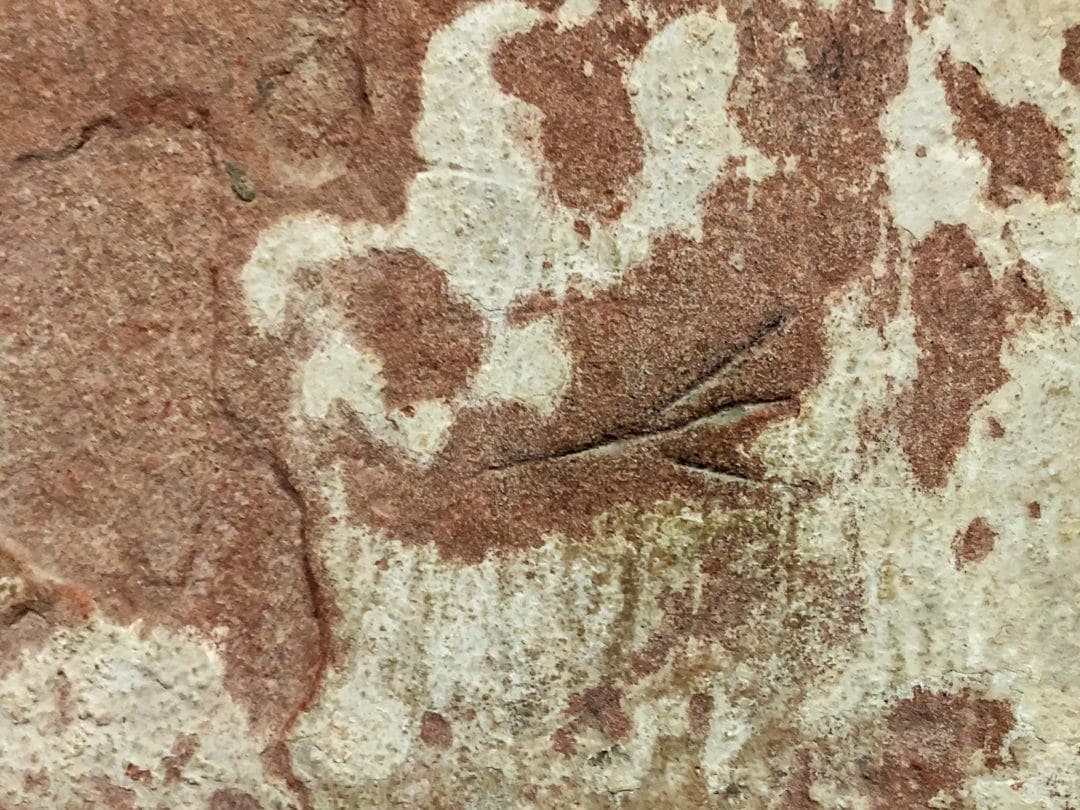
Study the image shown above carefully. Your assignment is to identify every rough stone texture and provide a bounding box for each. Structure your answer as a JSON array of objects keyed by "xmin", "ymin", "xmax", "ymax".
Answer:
[{"xmin": 2, "ymin": 0, "xmax": 1079, "ymax": 807}]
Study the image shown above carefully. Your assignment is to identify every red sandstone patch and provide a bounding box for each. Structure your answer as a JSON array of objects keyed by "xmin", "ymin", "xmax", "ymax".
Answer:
[
  {"xmin": 953, "ymin": 517, "xmax": 997, "ymax": 569},
  {"xmin": 687, "ymin": 692, "xmax": 714, "ymax": 740},
  {"xmin": 4, "ymin": 1, "xmax": 1072, "ymax": 807},
  {"xmin": 1061, "ymin": 26, "xmax": 1080, "ymax": 88},
  {"xmin": 493, "ymin": 0, "xmax": 648, "ymax": 219},
  {"xmin": 210, "ymin": 789, "xmax": 261, "ymax": 810},
  {"xmin": 939, "ymin": 56, "xmax": 1066, "ymax": 206},
  {"xmin": 336, "ymin": 249, "xmax": 486, "ymax": 409},
  {"xmin": 894, "ymin": 225, "xmax": 1045, "ymax": 489},
  {"xmin": 419, "ymin": 711, "xmax": 454, "ymax": 750},
  {"xmin": 868, "ymin": 687, "xmax": 1014, "ymax": 807}
]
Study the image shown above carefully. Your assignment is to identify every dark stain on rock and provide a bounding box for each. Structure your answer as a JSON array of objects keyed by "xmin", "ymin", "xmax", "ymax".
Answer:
[
  {"xmin": 952, "ymin": 517, "xmax": 997, "ymax": 569},
  {"xmin": 939, "ymin": 56, "xmax": 1066, "ymax": 206},
  {"xmin": 225, "ymin": 162, "xmax": 256, "ymax": 202},
  {"xmin": 1028, "ymin": 501, "xmax": 1041, "ymax": 519}
]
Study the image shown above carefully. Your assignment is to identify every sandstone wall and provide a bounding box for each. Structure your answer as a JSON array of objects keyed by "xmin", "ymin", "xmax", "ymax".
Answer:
[{"xmin": 3, "ymin": 0, "xmax": 1080, "ymax": 807}]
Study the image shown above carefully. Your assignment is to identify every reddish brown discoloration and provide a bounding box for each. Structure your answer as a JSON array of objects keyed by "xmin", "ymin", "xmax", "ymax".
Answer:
[
  {"xmin": 895, "ymin": 226, "xmax": 1045, "ymax": 488},
  {"xmin": 261, "ymin": 741, "xmax": 316, "ymax": 810},
  {"xmin": 863, "ymin": 232, "xmax": 905, "ymax": 337},
  {"xmin": 556, "ymin": 680, "xmax": 632, "ymax": 752},
  {"xmin": 507, "ymin": 290, "xmax": 561, "ymax": 326},
  {"xmin": 911, "ymin": 0, "xmax": 944, "ymax": 30},
  {"xmin": 0, "ymin": 1, "xmax": 471, "ymax": 224},
  {"xmin": 987, "ymin": 416, "xmax": 1006, "ymax": 438},
  {"xmin": 0, "ymin": 130, "xmax": 320, "ymax": 738},
  {"xmin": 688, "ymin": 692, "xmax": 714, "ymax": 740},
  {"xmin": 505, "ymin": 0, "xmax": 909, "ymax": 481},
  {"xmin": 953, "ymin": 517, "xmax": 997, "ymax": 569},
  {"xmin": 79, "ymin": 779, "xmax": 137, "ymax": 810},
  {"xmin": 336, "ymin": 250, "xmax": 485, "ymax": 409},
  {"xmin": 551, "ymin": 727, "xmax": 577, "ymax": 757},
  {"xmin": 939, "ymin": 57, "xmax": 1067, "ymax": 206},
  {"xmin": 0, "ymin": 0, "xmax": 509, "ymax": 754},
  {"xmin": 781, "ymin": 754, "xmax": 823, "ymax": 809},
  {"xmin": 322, "ymin": 0, "xmax": 910, "ymax": 563},
  {"xmin": 10, "ymin": 0, "xmax": 1051, "ymax": 803},
  {"xmin": 494, "ymin": 1, "xmax": 649, "ymax": 219},
  {"xmin": 570, "ymin": 682, "xmax": 631, "ymax": 741},
  {"xmin": 209, "ymin": 789, "xmax": 261, "ymax": 810},
  {"xmin": 340, "ymin": 1, "xmax": 477, "ymax": 218},
  {"xmin": 630, "ymin": 529, "xmax": 784, "ymax": 677},
  {"xmin": 730, "ymin": 1, "xmax": 908, "ymax": 167},
  {"xmin": 0, "ymin": 549, "xmax": 93, "ymax": 675},
  {"xmin": 865, "ymin": 688, "xmax": 1014, "ymax": 808},
  {"xmin": 661, "ymin": 400, "xmax": 803, "ymax": 485},
  {"xmin": 419, "ymin": 711, "xmax": 454, "ymax": 750},
  {"xmin": 124, "ymin": 764, "xmax": 152, "ymax": 784},
  {"xmin": 162, "ymin": 735, "xmax": 199, "ymax": 784},
  {"xmin": 1028, "ymin": 501, "xmax": 1042, "ymax": 519},
  {"xmin": 1061, "ymin": 26, "xmax": 1080, "ymax": 88},
  {"xmin": 496, "ymin": 0, "xmax": 908, "ymax": 225},
  {"xmin": 332, "ymin": 395, "xmax": 778, "ymax": 563},
  {"xmin": 547, "ymin": 510, "xmax": 862, "ymax": 764},
  {"xmin": 631, "ymin": 512, "xmax": 862, "ymax": 682}
]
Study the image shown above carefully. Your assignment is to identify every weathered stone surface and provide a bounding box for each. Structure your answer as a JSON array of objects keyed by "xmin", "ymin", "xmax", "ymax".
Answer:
[{"xmin": 2, "ymin": 0, "xmax": 1079, "ymax": 807}]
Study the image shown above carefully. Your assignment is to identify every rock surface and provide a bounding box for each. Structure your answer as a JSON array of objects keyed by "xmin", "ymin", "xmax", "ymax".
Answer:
[{"xmin": 2, "ymin": 0, "xmax": 1079, "ymax": 807}]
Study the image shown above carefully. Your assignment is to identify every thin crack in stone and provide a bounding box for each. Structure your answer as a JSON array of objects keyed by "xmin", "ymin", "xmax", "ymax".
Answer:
[
  {"xmin": 487, "ymin": 398, "xmax": 792, "ymax": 471},
  {"xmin": 667, "ymin": 457, "xmax": 768, "ymax": 486},
  {"xmin": 649, "ymin": 310, "xmax": 795, "ymax": 428},
  {"xmin": 205, "ymin": 266, "xmax": 333, "ymax": 751},
  {"xmin": 667, "ymin": 457, "xmax": 816, "ymax": 492},
  {"xmin": 13, "ymin": 116, "xmax": 117, "ymax": 164}
]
